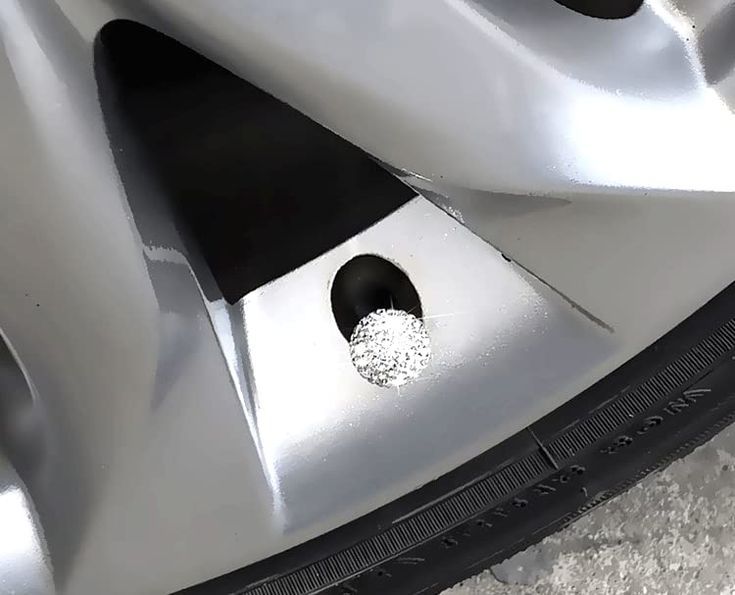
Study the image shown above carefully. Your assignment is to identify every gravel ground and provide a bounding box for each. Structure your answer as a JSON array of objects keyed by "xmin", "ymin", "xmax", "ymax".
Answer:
[{"xmin": 444, "ymin": 424, "xmax": 735, "ymax": 595}]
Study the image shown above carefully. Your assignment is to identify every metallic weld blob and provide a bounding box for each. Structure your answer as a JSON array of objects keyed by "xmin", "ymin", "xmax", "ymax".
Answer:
[{"xmin": 349, "ymin": 309, "xmax": 431, "ymax": 388}]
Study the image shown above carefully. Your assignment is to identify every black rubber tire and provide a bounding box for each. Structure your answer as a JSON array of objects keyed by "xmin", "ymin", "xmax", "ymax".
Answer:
[{"xmin": 176, "ymin": 282, "xmax": 735, "ymax": 595}]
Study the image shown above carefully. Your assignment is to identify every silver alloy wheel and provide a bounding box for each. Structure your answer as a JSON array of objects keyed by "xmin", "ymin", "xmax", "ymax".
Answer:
[{"xmin": 2, "ymin": 1, "xmax": 735, "ymax": 593}]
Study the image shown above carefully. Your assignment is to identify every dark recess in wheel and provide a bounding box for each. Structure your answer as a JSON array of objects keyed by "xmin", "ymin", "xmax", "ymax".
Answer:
[
  {"xmin": 553, "ymin": 0, "xmax": 643, "ymax": 19},
  {"xmin": 94, "ymin": 21, "xmax": 414, "ymax": 304}
]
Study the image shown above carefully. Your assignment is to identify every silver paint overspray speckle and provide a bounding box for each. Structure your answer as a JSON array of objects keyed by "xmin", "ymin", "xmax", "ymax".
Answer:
[{"xmin": 349, "ymin": 309, "xmax": 431, "ymax": 388}]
